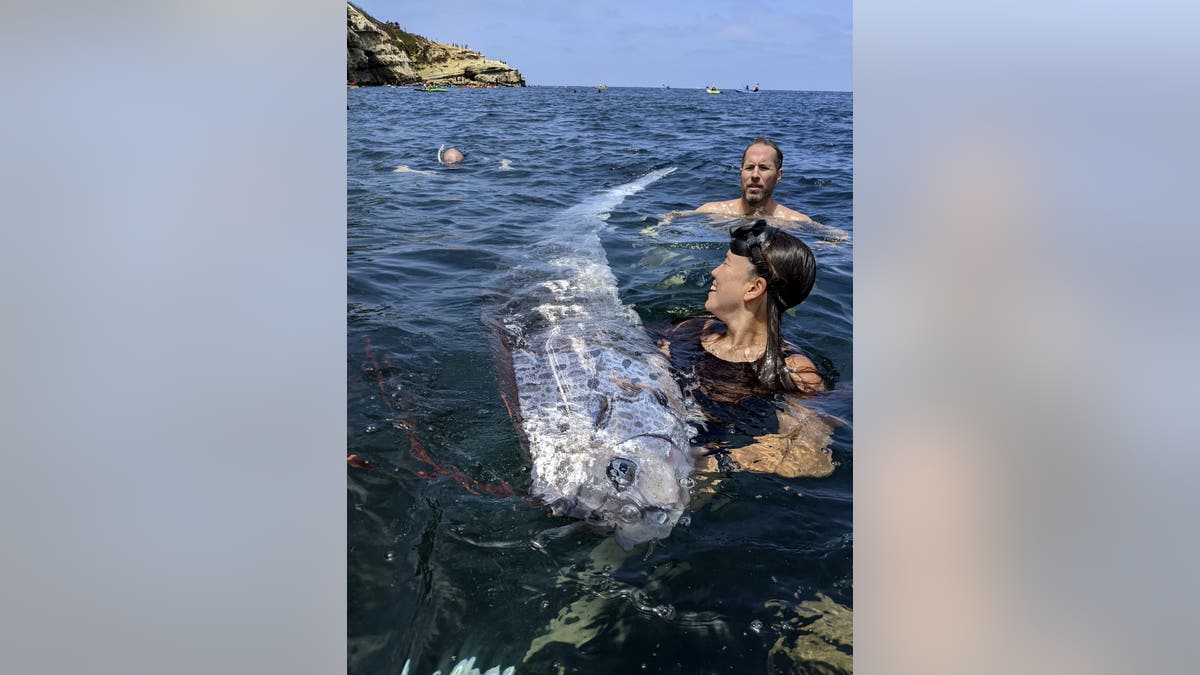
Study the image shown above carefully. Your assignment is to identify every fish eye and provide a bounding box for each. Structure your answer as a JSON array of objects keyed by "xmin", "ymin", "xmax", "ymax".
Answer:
[{"xmin": 606, "ymin": 457, "xmax": 637, "ymax": 490}]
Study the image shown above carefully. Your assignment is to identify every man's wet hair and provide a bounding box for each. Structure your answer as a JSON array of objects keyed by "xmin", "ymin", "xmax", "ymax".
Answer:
[{"xmin": 742, "ymin": 136, "xmax": 783, "ymax": 169}]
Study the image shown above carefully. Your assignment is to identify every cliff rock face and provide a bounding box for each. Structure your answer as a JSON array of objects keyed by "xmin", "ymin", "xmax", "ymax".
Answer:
[
  {"xmin": 346, "ymin": 4, "xmax": 417, "ymax": 83},
  {"xmin": 347, "ymin": 3, "xmax": 525, "ymax": 87}
]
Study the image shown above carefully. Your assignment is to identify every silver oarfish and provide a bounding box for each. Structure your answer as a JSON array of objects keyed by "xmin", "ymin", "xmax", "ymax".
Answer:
[
  {"xmin": 488, "ymin": 167, "xmax": 696, "ymax": 549},
  {"xmin": 401, "ymin": 656, "xmax": 515, "ymax": 675}
]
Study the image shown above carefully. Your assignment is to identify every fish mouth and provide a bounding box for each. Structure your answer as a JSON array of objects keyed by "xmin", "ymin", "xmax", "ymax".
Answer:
[{"xmin": 612, "ymin": 503, "xmax": 680, "ymax": 549}]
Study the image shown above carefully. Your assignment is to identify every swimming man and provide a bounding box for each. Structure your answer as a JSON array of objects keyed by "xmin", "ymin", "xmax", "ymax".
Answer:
[{"xmin": 696, "ymin": 136, "xmax": 813, "ymax": 222}]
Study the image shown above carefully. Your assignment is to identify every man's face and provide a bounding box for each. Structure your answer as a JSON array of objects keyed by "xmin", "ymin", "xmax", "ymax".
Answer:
[{"xmin": 740, "ymin": 143, "xmax": 782, "ymax": 206}]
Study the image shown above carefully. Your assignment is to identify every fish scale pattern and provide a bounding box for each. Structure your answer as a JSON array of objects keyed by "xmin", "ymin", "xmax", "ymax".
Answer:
[{"xmin": 493, "ymin": 169, "xmax": 696, "ymax": 548}]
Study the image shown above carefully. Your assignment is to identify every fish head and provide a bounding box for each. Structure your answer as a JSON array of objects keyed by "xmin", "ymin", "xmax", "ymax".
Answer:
[{"xmin": 595, "ymin": 433, "xmax": 694, "ymax": 549}]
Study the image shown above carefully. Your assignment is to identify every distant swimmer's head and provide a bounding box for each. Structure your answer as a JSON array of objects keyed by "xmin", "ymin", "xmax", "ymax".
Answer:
[{"xmin": 438, "ymin": 145, "xmax": 465, "ymax": 164}]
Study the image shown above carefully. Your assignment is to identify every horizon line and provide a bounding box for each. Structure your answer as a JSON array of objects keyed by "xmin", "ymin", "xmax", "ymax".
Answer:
[{"xmin": 509, "ymin": 84, "xmax": 851, "ymax": 93}]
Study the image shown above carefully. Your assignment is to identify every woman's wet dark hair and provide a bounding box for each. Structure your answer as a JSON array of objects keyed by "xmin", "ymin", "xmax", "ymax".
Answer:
[{"xmin": 730, "ymin": 220, "xmax": 817, "ymax": 391}]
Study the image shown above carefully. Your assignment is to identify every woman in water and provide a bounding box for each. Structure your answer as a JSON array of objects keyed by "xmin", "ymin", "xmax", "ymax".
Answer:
[{"xmin": 660, "ymin": 219, "xmax": 836, "ymax": 478}]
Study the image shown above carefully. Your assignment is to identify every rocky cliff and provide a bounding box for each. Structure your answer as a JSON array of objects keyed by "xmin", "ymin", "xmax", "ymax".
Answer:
[{"xmin": 347, "ymin": 3, "xmax": 525, "ymax": 87}]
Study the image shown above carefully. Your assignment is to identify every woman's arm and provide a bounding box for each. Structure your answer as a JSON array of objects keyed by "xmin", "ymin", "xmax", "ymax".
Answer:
[
  {"xmin": 695, "ymin": 396, "xmax": 836, "ymax": 478},
  {"xmin": 786, "ymin": 353, "xmax": 826, "ymax": 394}
]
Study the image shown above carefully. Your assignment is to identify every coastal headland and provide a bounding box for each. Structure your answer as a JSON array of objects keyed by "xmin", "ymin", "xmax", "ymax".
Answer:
[{"xmin": 347, "ymin": 3, "xmax": 526, "ymax": 87}]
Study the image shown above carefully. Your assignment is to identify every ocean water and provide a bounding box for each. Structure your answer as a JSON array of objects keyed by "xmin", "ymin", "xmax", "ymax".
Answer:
[{"xmin": 348, "ymin": 86, "xmax": 852, "ymax": 674}]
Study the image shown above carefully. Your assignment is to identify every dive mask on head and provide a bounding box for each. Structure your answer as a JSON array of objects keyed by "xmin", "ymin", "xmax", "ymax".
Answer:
[{"xmin": 729, "ymin": 219, "xmax": 772, "ymax": 257}]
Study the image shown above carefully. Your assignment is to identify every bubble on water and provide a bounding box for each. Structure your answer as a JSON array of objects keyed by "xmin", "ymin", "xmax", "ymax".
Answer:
[
  {"xmin": 678, "ymin": 476, "xmax": 695, "ymax": 489},
  {"xmin": 364, "ymin": 424, "xmax": 379, "ymax": 434},
  {"xmin": 385, "ymin": 550, "xmax": 395, "ymax": 562},
  {"xmin": 678, "ymin": 514, "xmax": 691, "ymax": 526},
  {"xmin": 750, "ymin": 619, "xmax": 764, "ymax": 634},
  {"xmin": 651, "ymin": 604, "xmax": 675, "ymax": 620},
  {"xmin": 618, "ymin": 503, "xmax": 640, "ymax": 522}
]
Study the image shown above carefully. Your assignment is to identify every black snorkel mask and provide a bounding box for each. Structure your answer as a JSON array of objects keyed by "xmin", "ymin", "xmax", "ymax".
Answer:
[
  {"xmin": 729, "ymin": 219, "xmax": 772, "ymax": 258},
  {"xmin": 730, "ymin": 219, "xmax": 780, "ymax": 296},
  {"xmin": 729, "ymin": 219, "xmax": 816, "ymax": 312}
]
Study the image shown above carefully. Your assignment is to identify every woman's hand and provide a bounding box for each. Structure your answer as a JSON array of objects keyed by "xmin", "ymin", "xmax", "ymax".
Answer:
[
  {"xmin": 694, "ymin": 397, "xmax": 837, "ymax": 478},
  {"xmin": 731, "ymin": 431, "xmax": 833, "ymax": 478}
]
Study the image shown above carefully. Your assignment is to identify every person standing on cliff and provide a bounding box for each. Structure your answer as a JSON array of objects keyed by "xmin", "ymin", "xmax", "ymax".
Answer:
[{"xmin": 696, "ymin": 136, "xmax": 813, "ymax": 223}]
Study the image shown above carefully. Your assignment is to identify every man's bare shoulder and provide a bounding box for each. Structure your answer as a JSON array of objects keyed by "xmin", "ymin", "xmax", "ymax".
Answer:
[
  {"xmin": 696, "ymin": 199, "xmax": 738, "ymax": 214},
  {"xmin": 770, "ymin": 203, "xmax": 814, "ymax": 223}
]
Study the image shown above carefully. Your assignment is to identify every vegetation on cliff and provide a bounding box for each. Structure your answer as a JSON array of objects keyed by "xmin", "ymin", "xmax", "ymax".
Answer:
[{"xmin": 347, "ymin": 3, "xmax": 525, "ymax": 87}]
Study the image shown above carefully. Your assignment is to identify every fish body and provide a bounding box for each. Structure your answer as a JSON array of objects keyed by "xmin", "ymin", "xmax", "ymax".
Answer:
[{"xmin": 490, "ymin": 168, "xmax": 696, "ymax": 548}]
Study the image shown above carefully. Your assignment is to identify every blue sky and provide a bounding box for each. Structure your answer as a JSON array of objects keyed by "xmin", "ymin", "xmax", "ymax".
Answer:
[{"xmin": 350, "ymin": 0, "xmax": 851, "ymax": 91}]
